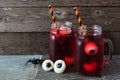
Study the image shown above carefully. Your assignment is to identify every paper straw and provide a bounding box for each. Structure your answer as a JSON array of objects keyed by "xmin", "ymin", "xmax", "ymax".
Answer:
[
  {"xmin": 49, "ymin": 5, "xmax": 57, "ymax": 26},
  {"xmin": 74, "ymin": 7, "xmax": 84, "ymax": 29},
  {"xmin": 74, "ymin": 7, "xmax": 85, "ymax": 35}
]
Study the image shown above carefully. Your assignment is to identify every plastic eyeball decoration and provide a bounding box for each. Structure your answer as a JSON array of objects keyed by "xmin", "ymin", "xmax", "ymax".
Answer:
[
  {"xmin": 54, "ymin": 60, "xmax": 66, "ymax": 74},
  {"xmin": 84, "ymin": 42, "xmax": 98, "ymax": 55},
  {"xmin": 42, "ymin": 59, "xmax": 54, "ymax": 71}
]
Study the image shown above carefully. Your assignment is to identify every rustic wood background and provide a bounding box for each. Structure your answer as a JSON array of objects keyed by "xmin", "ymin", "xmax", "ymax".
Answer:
[{"xmin": 0, "ymin": 0, "xmax": 119, "ymax": 55}]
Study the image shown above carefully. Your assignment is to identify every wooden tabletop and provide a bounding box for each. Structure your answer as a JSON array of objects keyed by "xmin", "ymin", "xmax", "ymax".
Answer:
[
  {"xmin": 36, "ymin": 55, "xmax": 120, "ymax": 80},
  {"xmin": 0, "ymin": 55, "xmax": 41, "ymax": 80},
  {"xmin": 0, "ymin": 55, "xmax": 119, "ymax": 80}
]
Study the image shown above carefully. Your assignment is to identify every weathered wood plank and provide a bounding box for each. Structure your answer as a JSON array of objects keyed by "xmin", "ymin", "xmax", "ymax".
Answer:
[
  {"xmin": 103, "ymin": 32, "xmax": 120, "ymax": 55},
  {"xmin": 0, "ymin": 32, "xmax": 119, "ymax": 55},
  {"xmin": 0, "ymin": 7, "xmax": 119, "ymax": 32},
  {"xmin": 0, "ymin": 55, "xmax": 39, "ymax": 80},
  {"xmin": 0, "ymin": 33, "xmax": 49, "ymax": 55},
  {"xmin": 36, "ymin": 55, "xmax": 120, "ymax": 80},
  {"xmin": 89, "ymin": 0, "xmax": 120, "ymax": 7},
  {"xmin": 0, "ymin": 0, "xmax": 119, "ymax": 7}
]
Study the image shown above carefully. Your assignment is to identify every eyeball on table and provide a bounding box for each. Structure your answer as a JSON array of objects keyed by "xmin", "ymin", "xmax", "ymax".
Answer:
[
  {"xmin": 42, "ymin": 59, "xmax": 54, "ymax": 71},
  {"xmin": 54, "ymin": 60, "xmax": 66, "ymax": 74}
]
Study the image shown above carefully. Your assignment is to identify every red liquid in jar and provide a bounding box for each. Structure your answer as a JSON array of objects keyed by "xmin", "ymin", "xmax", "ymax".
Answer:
[
  {"xmin": 75, "ymin": 35, "xmax": 104, "ymax": 76},
  {"xmin": 49, "ymin": 28, "xmax": 75, "ymax": 66}
]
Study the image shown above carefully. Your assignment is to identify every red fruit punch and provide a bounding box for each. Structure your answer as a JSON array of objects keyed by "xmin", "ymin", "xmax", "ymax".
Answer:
[{"xmin": 49, "ymin": 25, "xmax": 75, "ymax": 66}]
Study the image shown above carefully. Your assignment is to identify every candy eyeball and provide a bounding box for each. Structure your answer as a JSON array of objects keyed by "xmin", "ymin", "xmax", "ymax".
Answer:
[
  {"xmin": 84, "ymin": 42, "xmax": 98, "ymax": 55},
  {"xmin": 42, "ymin": 59, "xmax": 54, "ymax": 71},
  {"xmin": 54, "ymin": 60, "xmax": 66, "ymax": 74}
]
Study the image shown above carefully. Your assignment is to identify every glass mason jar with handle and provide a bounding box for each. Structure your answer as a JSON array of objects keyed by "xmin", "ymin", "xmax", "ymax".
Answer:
[
  {"xmin": 75, "ymin": 25, "xmax": 113, "ymax": 76},
  {"xmin": 49, "ymin": 22, "xmax": 75, "ymax": 66}
]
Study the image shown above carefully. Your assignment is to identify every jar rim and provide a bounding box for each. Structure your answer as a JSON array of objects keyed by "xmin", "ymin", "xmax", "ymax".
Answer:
[
  {"xmin": 50, "ymin": 21, "xmax": 72, "ymax": 29},
  {"xmin": 78, "ymin": 25, "xmax": 102, "ymax": 36},
  {"xmin": 83, "ymin": 25, "xmax": 102, "ymax": 29}
]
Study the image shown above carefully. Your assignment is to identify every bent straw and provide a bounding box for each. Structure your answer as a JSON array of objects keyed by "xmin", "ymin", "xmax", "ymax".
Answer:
[
  {"xmin": 49, "ymin": 5, "xmax": 57, "ymax": 26},
  {"xmin": 74, "ymin": 7, "xmax": 85, "ymax": 35}
]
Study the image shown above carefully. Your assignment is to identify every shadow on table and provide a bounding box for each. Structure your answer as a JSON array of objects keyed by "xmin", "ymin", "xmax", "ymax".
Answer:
[{"xmin": 102, "ymin": 56, "xmax": 120, "ymax": 76}]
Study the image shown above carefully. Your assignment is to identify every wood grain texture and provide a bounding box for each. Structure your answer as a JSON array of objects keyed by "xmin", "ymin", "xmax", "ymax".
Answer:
[
  {"xmin": 0, "ymin": 7, "xmax": 119, "ymax": 32},
  {"xmin": 0, "ymin": 32, "xmax": 119, "ymax": 55},
  {"xmin": 0, "ymin": 0, "xmax": 119, "ymax": 55},
  {"xmin": 36, "ymin": 55, "xmax": 120, "ymax": 80},
  {"xmin": 0, "ymin": 33, "xmax": 49, "ymax": 55},
  {"xmin": 0, "ymin": 55, "xmax": 39, "ymax": 80},
  {"xmin": 0, "ymin": 0, "xmax": 119, "ymax": 7}
]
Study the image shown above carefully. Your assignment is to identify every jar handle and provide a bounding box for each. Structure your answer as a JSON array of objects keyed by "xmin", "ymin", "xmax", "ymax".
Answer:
[{"xmin": 103, "ymin": 39, "xmax": 113, "ymax": 66}]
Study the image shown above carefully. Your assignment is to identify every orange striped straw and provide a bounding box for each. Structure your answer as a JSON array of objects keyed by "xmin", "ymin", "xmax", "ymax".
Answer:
[
  {"xmin": 74, "ymin": 7, "xmax": 84, "ymax": 29},
  {"xmin": 74, "ymin": 7, "xmax": 85, "ymax": 35},
  {"xmin": 49, "ymin": 5, "xmax": 57, "ymax": 26}
]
